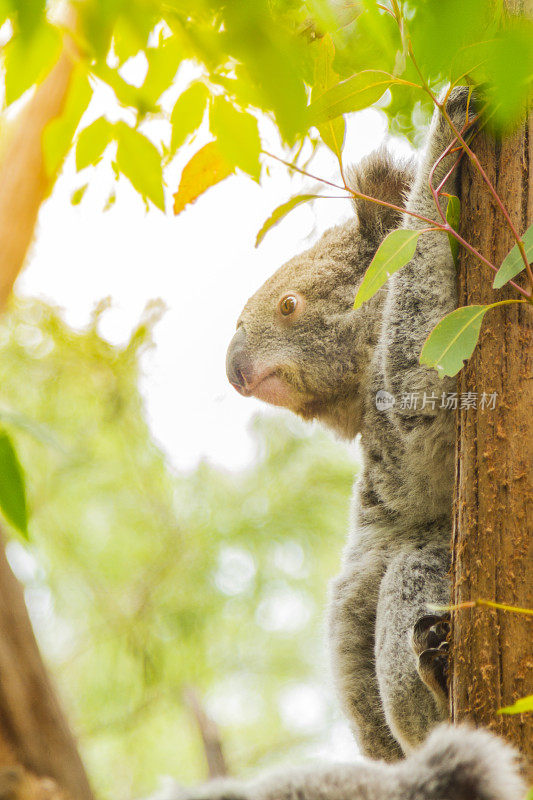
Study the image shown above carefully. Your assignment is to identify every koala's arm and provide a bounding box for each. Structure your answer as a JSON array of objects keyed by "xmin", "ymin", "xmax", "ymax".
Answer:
[
  {"xmin": 382, "ymin": 87, "xmax": 474, "ymax": 402},
  {"xmin": 168, "ymin": 726, "xmax": 525, "ymax": 800}
]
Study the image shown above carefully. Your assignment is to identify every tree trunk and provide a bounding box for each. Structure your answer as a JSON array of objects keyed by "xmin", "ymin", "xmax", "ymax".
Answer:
[
  {"xmin": 450, "ymin": 104, "xmax": 533, "ymax": 765},
  {"xmin": 0, "ymin": 36, "xmax": 74, "ymax": 310},
  {"xmin": 183, "ymin": 688, "xmax": 228, "ymax": 780},
  {"xmin": 0, "ymin": 534, "xmax": 94, "ymax": 799}
]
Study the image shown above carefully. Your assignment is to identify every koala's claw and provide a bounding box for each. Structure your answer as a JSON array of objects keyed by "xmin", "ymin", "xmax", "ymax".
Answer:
[
  {"xmin": 412, "ymin": 613, "xmax": 450, "ymax": 654},
  {"xmin": 411, "ymin": 613, "xmax": 450, "ymax": 705},
  {"xmin": 418, "ymin": 642, "xmax": 448, "ymax": 699}
]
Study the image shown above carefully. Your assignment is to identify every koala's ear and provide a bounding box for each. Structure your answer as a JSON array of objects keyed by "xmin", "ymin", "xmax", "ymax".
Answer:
[{"xmin": 348, "ymin": 147, "xmax": 416, "ymax": 242}]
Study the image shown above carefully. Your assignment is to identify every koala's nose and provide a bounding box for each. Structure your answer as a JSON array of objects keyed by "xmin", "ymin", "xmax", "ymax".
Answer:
[{"xmin": 226, "ymin": 327, "xmax": 253, "ymax": 393}]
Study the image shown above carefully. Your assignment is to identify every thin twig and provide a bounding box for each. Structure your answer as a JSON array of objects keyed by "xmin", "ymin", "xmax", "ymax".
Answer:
[
  {"xmin": 263, "ymin": 150, "xmax": 447, "ymax": 228},
  {"xmin": 434, "ymin": 599, "xmax": 533, "ymax": 616}
]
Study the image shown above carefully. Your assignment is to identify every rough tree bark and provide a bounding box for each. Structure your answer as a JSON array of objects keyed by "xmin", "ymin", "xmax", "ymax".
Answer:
[{"xmin": 450, "ymin": 86, "xmax": 533, "ymax": 766}]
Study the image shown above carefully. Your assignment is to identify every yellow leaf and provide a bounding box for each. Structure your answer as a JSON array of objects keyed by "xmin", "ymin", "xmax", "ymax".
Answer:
[{"xmin": 173, "ymin": 142, "xmax": 234, "ymax": 216}]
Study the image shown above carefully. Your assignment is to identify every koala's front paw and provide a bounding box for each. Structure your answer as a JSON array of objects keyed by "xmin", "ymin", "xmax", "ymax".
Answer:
[{"xmin": 411, "ymin": 613, "xmax": 450, "ymax": 708}]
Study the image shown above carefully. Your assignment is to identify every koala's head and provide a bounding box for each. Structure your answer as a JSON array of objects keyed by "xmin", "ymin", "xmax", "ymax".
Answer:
[{"xmin": 226, "ymin": 148, "xmax": 415, "ymax": 440}]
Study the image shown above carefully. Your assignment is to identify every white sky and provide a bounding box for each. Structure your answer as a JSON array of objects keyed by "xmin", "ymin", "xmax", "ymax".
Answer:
[{"xmin": 17, "ymin": 70, "xmax": 412, "ymax": 474}]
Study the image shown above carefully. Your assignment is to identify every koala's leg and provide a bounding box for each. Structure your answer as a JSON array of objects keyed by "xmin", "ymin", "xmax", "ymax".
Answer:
[
  {"xmin": 328, "ymin": 548, "xmax": 404, "ymax": 761},
  {"xmin": 375, "ymin": 542, "xmax": 451, "ymax": 754}
]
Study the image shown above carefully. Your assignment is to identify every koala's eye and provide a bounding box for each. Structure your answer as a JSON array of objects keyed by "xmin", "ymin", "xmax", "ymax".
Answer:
[{"xmin": 279, "ymin": 294, "xmax": 298, "ymax": 316}]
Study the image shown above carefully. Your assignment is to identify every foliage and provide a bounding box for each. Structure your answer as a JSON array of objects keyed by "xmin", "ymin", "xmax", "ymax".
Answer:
[
  {"xmin": 498, "ymin": 695, "xmax": 533, "ymax": 715},
  {"xmin": 353, "ymin": 229, "xmax": 421, "ymax": 310},
  {"xmin": 1, "ymin": 0, "xmax": 531, "ymax": 204},
  {"xmin": 493, "ymin": 223, "xmax": 533, "ymax": 288},
  {"xmin": 0, "ymin": 299, "xmax": 355, "ymax": 800},
  {"xmin": 0, "ymin": 429, "xmax": 27, "ymax": 537}
]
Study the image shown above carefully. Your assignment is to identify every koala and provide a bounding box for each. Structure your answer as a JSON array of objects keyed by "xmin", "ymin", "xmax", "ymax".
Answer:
[{"xmin": 170, "ymin": 89, "xmax": 526, "ymax": 799}]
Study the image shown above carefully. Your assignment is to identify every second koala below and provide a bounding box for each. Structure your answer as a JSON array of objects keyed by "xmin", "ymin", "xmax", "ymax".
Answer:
[{"xmin": 226, "ymin": 94, "xmax": 464, "ymax": 761}]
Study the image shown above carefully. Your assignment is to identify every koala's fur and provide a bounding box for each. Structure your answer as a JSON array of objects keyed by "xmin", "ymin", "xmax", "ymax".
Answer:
[{"xmin": 172, "ymin": 90, "xmax": 526, "ymax": 799}]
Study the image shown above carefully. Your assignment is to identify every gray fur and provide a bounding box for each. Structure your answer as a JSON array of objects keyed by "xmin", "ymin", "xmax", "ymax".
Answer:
[
  {"xmin": 169, "ymin": 726, "xmax": 526, "ymax": 800},
  {"xmin": 174, "ymin": 89, "xmax": 525, "ymax": 799}
]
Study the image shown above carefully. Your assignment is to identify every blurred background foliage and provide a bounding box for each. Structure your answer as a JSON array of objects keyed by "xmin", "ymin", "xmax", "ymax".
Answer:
[{"xmin": 0, "ymin": 298, "xmax": 355, "ymax": 800}]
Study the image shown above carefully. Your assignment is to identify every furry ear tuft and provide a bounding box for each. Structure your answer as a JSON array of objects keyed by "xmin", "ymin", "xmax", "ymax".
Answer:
[{"xmin": 347, "ymin": 147, "xmax": 416, "ymax": 242}]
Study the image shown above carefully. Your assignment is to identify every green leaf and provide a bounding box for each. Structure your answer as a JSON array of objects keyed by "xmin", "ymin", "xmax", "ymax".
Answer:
[
  {"xmin": 211, "ymin": 97, "xmax": 261, "ymax": 181},
  {"xmin": 498, "ymin": 695, "xmax": 533, "ymax": 715},
  {"xmin": 420, "ymin": 305, "xmax": 492, "ymax": 378},
  {"xmin": 76, "ymin": 117, "xmax": 114, "ymax": 171},
  {"xmin": 483, "ymin": 21, "xmax": 533, "ymax": 129},
  {"xmin": 308, "ymin": 70, "xmax": 394, "ymax": 125},
  {"xmin": 493, "ymin": 224, "xmax": 533, "ymax": 288},
  {"xmin": 312, "ymin": 35, "xmax": 345, "ymax": 162},
  {"xmin": 116, "ymin": 123, "xmax": 165, "ymax": 212},
  {"xmin": 0, "ymin": 430, "xmax": 28, "ymax": 538},
  {"xmin": 170, "ymin": 83, "xmax": 209, "ymax": 155},
  {"xmin": 353, "ymin": 229, "xmax": 421, "ymax": 309},
  {"xmin": 112, "ymin": 15, "xmax": 144, "ymax": 64},
  {"xmin": 92, "ymin": 63, "xmax": 146, "ymax": 112},
  {"xmin": 11, "ymin": 0, "xmax": 46, "ymax": 37},
  {"xmin": 256, "ymin": 193, "xmax": 321, "ymax": 247},
  {"xmin": 143, "ymin": 36, "xmax": 181, "ymax": 104},
  {"xmin": 3, "ymin": 22, "xmax": 61, "ymax": 106},
  {"xmin": 408, "ymin": 0, "xmax": 494, "ymax": 81},
  {"xmin": 446, "ymin": 195, "xmax": 460, "ymax": 267},
  {"xmin": 71, "ymin": 184, "xmax": 88, "ymax": 205},
  {"xmin": 42, "ymin": 67, "xmax": 92, "ymax": 177}
]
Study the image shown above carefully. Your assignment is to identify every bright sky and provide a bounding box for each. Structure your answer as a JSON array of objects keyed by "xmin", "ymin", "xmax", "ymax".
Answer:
[{"xmin": 18, "ymin": 80, "xmax": 412, "ymax": 474}]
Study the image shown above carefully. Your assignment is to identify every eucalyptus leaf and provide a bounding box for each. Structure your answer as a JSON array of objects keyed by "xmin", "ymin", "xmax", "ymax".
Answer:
[
  {"xmin": 71, "ymin": 184, "xmax": 88, "ymax": 205},
  {"xmin": 76, "ymin": 117, "xmax": 114, "ymax": 171},
  {"xmin": 3, "ymin": 22, "xmax": 60, "ymax": 106},
  {"xmin": 498, "ymin": 694, "xmax": 533, "ymax": 715},
  {"xmin": 420, "ymin": 304, "xmax": 491, "ymax": 378},
  {"xmin": 256, "ymin": 193, "xmax": 322, "ymax": 247},
  {"xmin": 493, "ymin": 224, "xmax": 533, "ymax": 288},
  {"xmin": 170, "ymin": 83, "xmax": 209, "ymax": 155},
  {"xmin": 211, "ymin": 97, "xmax": 261, "ymax": 181},
  {"xmin": 446, "ymin": 195, "xmax": 460, "ymax": 267},
  {"xmin": 0, "ymin": 430, "xmax": 28, "ymax": 538},
  {"xmin": 308, "ymin": 70, "xmax": 395, "ymax": 125},
  {"xmin": 143, "ymin": 36, "xmax": 181, "ymax": 104},
  {"xmin": 116, "ymin": 123, "xmax": 165, "ymax": 212},
  {"xmin": 173, "ymin": 142, "xmax": 233, "ymax": 216},
  {"xmin": 353, "ymin": 229, "xmax": 421, "ymax": 310}
]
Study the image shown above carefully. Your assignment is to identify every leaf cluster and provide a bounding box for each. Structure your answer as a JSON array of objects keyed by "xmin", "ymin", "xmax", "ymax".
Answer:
[{"xmin": 1, "ymin": 0, "xmax": 530, "ymax": 214}]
